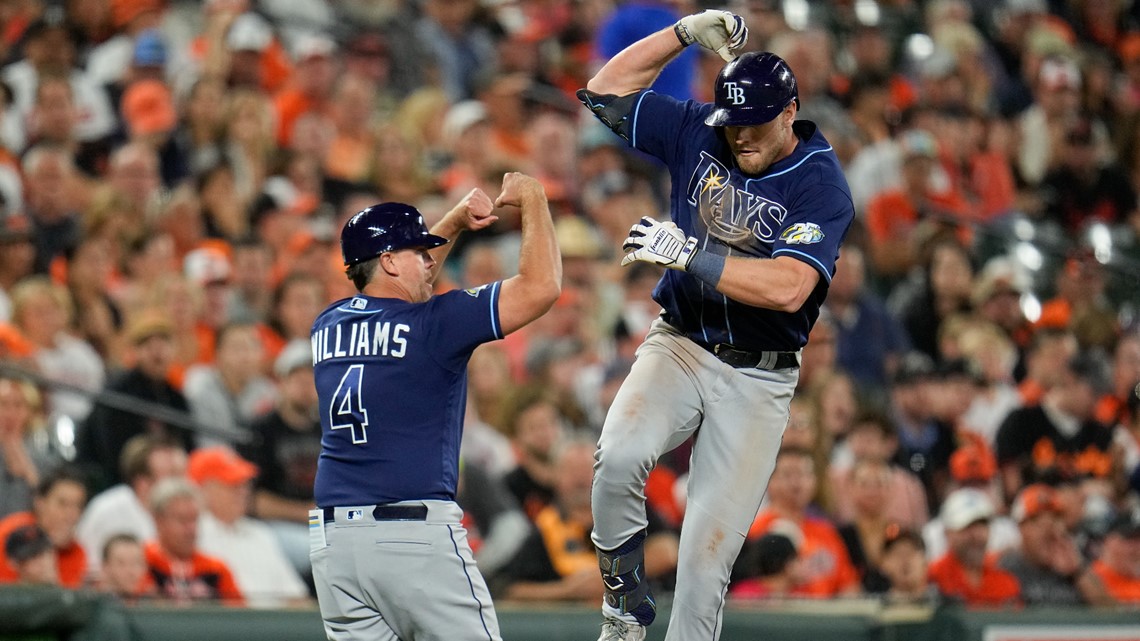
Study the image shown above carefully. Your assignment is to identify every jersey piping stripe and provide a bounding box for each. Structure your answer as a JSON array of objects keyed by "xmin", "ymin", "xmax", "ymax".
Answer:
[
  {"xmin": 630, "ymin": 91, "xmax": 652, "ymax": 150},
  {"xmin": 748, "ymin": 146, "xmax": 833, "ymax": 183},
  {"xmin": 722, "ymin": 244, "xmax": 733, "ymax": 345},
  {"xmin": 489, "ymin": 281, "xmax": 502, "ymax": 339},
  {"xmin": 771, "ymin": 248, "xmax": 833, "ymax": 283},
  {"xmin": 448, "ymin": 524, "xmax": 495, "ymax": 641},
  {"xmin": 335, "ymin": 305, "xmax": 383, "ymax": 314}
]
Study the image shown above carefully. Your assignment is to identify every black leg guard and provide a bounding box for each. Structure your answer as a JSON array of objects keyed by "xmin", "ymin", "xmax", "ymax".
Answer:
[{"xmin": 597, "ymin": 531, "xmax": 656, "ymax": 625}]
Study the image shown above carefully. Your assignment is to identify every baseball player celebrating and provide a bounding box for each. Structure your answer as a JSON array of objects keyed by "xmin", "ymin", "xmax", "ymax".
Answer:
[
  {"xmin": 309, "ymin": 173, "xmax": 561, "ymax": 641},
  {"xmin": 577, "ymin": 11, "xmax": 855, "ymax": 641}
]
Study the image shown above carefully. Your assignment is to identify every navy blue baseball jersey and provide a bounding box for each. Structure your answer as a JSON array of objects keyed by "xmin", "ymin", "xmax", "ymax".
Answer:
[
  {"xmin": 625, "ymin": 90, "xmax": 854, "ymax": 351},
  {"xmin": 311, "ymin": 284, "xmax": 503, "ymax": 507}
]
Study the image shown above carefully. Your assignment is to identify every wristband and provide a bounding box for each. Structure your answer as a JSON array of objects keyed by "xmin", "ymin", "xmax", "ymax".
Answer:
[
  {"xmin": 674, "ymin": 21, "xmax": 694, "ymax": 47},
  {"xmin": 688, "ymin": 249, "xmax": 725, "ymax": 287}
]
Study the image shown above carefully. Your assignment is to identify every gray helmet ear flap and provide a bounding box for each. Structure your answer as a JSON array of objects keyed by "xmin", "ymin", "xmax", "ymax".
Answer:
[
  {"xmin": 705, "ymin": 51, "xmax": 799, "ymax": 128},
  {"xmin": 340, "ymin": 203, "xmax": 449, "ymax": 266}
]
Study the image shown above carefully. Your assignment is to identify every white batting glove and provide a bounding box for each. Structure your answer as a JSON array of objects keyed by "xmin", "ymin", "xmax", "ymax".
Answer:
[
  {"xmin": 621, "ymin": 217, "xmax": 699, "ymax": 270},
  {"xmin": 674, "ymin": 10, "xmax": 749, "ymax": 62}
]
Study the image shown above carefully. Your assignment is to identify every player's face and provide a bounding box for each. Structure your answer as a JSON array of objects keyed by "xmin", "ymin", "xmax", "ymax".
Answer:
[
  {"xmin": 386, "ymin": 248, "xmax": 436, "ymax": 302},
  {"xmin": 724, "ymin": 107, "xmax": 794, "ymax": 175}
]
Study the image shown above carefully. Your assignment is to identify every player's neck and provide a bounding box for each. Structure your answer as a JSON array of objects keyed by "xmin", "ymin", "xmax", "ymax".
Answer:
[{"xmin": 360, "ymin": 281, "xmax": 412, "ymax": 302}]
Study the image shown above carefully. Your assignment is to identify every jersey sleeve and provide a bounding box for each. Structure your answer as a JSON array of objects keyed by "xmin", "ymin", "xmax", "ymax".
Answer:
[
  {"xmin": 424, "ymin": 282, "xmax": 504, "ymax": 369},
  {"xmin": 771, "ymin": 172, "xmax": 854, "ymax": 284},
  {"xmin": 628, "ymin": 90, "xmax": 709, "ymax": 167}
]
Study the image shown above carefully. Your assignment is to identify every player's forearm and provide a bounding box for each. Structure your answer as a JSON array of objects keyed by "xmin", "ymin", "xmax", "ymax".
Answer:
[
  {"xmin": 497, "ymin": 191, "xmax": 562, "ymax": 335},
  {"xmin": 587, "ymin": 28, "xmax": 684, "ymax": 96},
  {"xmin": 711, "ymin": 255, "xmax": 818, "ymax": 312}
]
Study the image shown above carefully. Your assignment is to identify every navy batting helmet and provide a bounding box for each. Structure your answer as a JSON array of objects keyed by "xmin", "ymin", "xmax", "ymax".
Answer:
[
  {"xmin": 705, "ymin": 52, "xmax": 799, "ymax": 127},
  {"xmin": 340, "ymin": 203, "xmax": 448, "ymax": 266}
]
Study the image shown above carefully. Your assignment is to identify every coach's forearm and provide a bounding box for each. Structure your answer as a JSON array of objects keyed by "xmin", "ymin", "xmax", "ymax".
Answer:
[
  {"xmin": 427, "ymin": 206, "xmax": 468, "ymax": 282},
  {"xmin": 708, "ymin": 255, "xmax": 818, "ymax": 313},
  {"xmin": 587, "ymin": 28, "xmax": 684, "ymax": 96}
]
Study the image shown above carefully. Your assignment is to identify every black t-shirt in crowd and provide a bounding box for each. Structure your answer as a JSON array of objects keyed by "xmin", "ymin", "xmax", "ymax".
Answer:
[
  {"xmin": 241, "ymin": 409, "xmax": 321, "ymax": 502},
  {"xmin": 995, "ymin": 405, "xmax": 1113, "ymax": 486}
]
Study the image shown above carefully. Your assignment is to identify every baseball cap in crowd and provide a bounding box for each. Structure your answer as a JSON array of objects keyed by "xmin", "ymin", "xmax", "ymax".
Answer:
[
  {"xmin": 940, "ymin": 487, "xmax": 995, "ymax": 531},
  {"xmin": 1038, "ymin": 57, "xmax": 1081, "ymax": 91},
  {"xmin": 1108, "ymin": 509, "xmax": 1140, "ymax": 538},
  {"xmin": 5, "ymin": 524, "xmax": 52, "ymax": 563},
  {"xmin": 1010, "ymin": 484, "xmax": 1063, "ymax": 523},
  {"xmin": 971, "ymin": 257, "xmax": 1029, "ymax": 307},
  {"xmin": 950, "ymin": 443, "xmax": 997, "ymax": 484},
  {"xmin": 225, "ymin": 12, "xmax": 272, "ymax": 52},
  {"xmin": 898, "ymin": 129, "xmax": 938, "ymax": 159},
  {"xmin": 122, "ymin": 79, "xmax": 177, "ymax": 137},
  {"xmin": 754, "ymin": 533, "xmax": 798, "ymax": 577},
  {"xmin": 892, "ymin": 351, "xmax": 936, "ymax": 386},
  {"xmin": 188, "ymin": 447, "xmax": 258, "ymax": 486},
  {"xmin": 292, "ymin": 32, "xmax": 336, "ymax": 62},
  {"xmin": 555, "ymin": 216, "xmax": 604, "ymax": 260},
  {"xmin": 274, "ymin": 339, "xmax": 313, "ymax": 378},
  {"xmin": 0, "ymin": 215, "xmax": 32, "ymax": 244},
  {"xmin": 132, "ymin": 29, "xmax": 167, "ymax": 68},
  {"xmin": 125, "ymin": 310, "xmax": 174, "ymax": 345},
  {"xmin": 882, "ymin": 524, "xmax": 925, "ymax": 553},
  {"xmin": 183, "ymin": 246, "xmax": 232, "ymax": 286},
  {"xmin": 441, "ymin": 100, "xmax": 489, "ymax": 147}
]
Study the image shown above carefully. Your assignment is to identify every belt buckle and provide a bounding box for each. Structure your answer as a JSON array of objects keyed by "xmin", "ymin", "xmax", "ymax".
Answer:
[{"xmin": 713, "ymin": 344, "xmax": 724, "ymax": 356}]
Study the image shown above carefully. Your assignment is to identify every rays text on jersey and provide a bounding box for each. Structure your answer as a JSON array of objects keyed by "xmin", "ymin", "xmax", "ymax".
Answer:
[
  {"xmin": 311, "ymin": 321, "xmax": 410, "ymax": 364},
  {"xmin": 686, "ymin": 151, "xmax": 788, "ymax": 246}
]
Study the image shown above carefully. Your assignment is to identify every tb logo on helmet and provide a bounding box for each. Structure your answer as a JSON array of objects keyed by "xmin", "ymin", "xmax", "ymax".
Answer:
[{"xmin": 723, "ymin": 82, "xmax": 746, "ymax": 106}]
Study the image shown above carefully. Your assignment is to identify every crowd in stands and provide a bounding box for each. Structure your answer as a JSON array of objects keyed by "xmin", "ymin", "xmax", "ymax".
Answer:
[{"xmin": 0, "ymin": 0, "xmax": 1139, "ymax": 610}]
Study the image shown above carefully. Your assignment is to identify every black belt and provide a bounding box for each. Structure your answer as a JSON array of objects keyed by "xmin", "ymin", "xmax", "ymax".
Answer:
[
  {"xmin": 323, "ymin": 504, "xmax": 428, "ymax": 523},
  {"xmin": 707, "ymin": 343, "xmax": 799, "ymax": 370}
]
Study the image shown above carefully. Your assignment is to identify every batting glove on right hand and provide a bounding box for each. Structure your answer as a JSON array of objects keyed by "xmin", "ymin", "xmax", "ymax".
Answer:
[
  {"xmin": 674, "ymin": 10, "xmax": 749, "ymax": 62},
  {"xmin": 622, "ymin": 217, "xmax": 699, "ymax": 270}
]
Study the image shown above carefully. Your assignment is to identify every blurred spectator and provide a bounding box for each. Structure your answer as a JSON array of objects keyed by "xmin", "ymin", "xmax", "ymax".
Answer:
[
  {"xmin": 1016, "ymin": 328, "xmax": 1078, "ymax": 406},
  {"xmin": 830, "ymin": 412, "xmax": 929, "ymax": 529},
  {"xmin": 879, "ymin": 527, "xmax": 934, "ymax": 604},
  {"xmin": 958, "ymin": 322, "xmax": 1023, "ymax": 446},
  {"xmin": 323, "ymin": 73, "xmax": 378, "ymax": 184},
  {"xmin": 923, "ymin": 481, "xmax": 1020, "ymax": 565},
  {"xmin": 65, "ymin": 236, "xmax": 125, "ymax": 364},
  {"xmin": 1, "ymin": 7, "xmax": 116, "ymax": 147},
  {"xmin": 144, "ymin": 477, "xmax": 243, "ymax": 605},
  {"xmin": 4, "ymin": 524, "xmax": 55, "ymax": 585},
  {"xmin": 501, "ymin": 385, "xmax": 567, "ymax": 520},
  {"xmin": 865, "ymin": 131, "xmax": 969, "ymax": 280},
  {"xmin": 77, "ymin": 434, "xmax": 187, "ymax": 577},
  {"xmin": 896, "ymin": 238, "xmax": 975, "ymax": 363},
  {"xmin": 928, "ymin": 487, "xmax": 1021, "ymax": 606},
  {"xmin": 0, "ymin": 374, "xmax": 53, "ymax": 520},
  {"xmin": 1018, "ymin": 57, "xmax": 1086, "ymax": 187},
  {"xmin": 462, "ymin": 345, "xmax": 516, "ymax": 476},
  {"xmin": 78, "ymin": 310, "xmax": 193, "ymax": 489},
  {"xmin": 0, "ymin": 215, "xmax": 35, "ymax": 322},
  {"xmin": 240, "ymin": 340, "xmax": 320, "ymax": 583},
  {"xmin": 189, "ymin": 446, "xmax": 309, "ymax": 608},
  {"xmin": 746, "ymin": 448, "xmax": 859, "ymax": 597},
  {"xmin": 456, "ymin": 459, "xmax": 530, "ymax": 584},
  {"xmin": 0, "ymin": 466, "xmax": 88, "ymax": 588},
  {"xmin": 996, "ymin": 353, "xmax": 1115, "ymax": 499},
  {"xmin": 729, "ymin": 533, "xmax": 802, "ymax": 599},
  {"xmin": 274, "ymin": 32, "xmax": 338, "ymax": 149},
  {"xmin": 226, "ymin": 237, "xmax": 275, "ymax": 324},
  {"xmin": 86, "ymin": 1, "xmax": 166, "ymax": 88},
  {"xmin": 96, "ymin": 533, "xmax": 153, "ymax": 601},
  {"xmin": 265, "ymin": 272, "xmax": 325, "ymax": 357},
  {"xmin": 10, "ymin": 276, "xmax": 105, "ymax": 421},
  {"xmin": 837, "ymin": 458, "xmax": 902, "ymax": 592},
  {"xmin": 120, "ymin": 78, "xmax": 187, "ymax": 187},
  {"xmin": 826, "ymin": 246, "xmax": 910, "ymax": 398},
  {"xmin": 23, "ymin": 144, "xmax": 82, "ymax": 274},
  {"xmin": 1098, "ymin": 333, "xmax": 1140, "ymax": 428},
  {"xmin": 889, "ymin": 352, "xmax": 956, "ymax": 513},
  {"xmin": 1115, "ymin": 386, "xmax": 1140, "ymax": 481},
  {"xmin": 415, "ymin": 0, "xmax": 497, "ymax": 101},
  {"xmin": 1090, "ymin": 509, "xmax": 1140, "ymax": 603},
  {"xmin": 969, "ymin": 257, "xmax": 1033, "ymax": 374},
  {"xmin": 998, "ymin": 484, "xmax": 1107, "ymax": 605},
  {"xmin": 1042, "ymin": 118, "xmax": 1137, "ymax": 235},
  {"xmin": 184, "ymin": 321, "xmax": 276, "ymax": 447}
]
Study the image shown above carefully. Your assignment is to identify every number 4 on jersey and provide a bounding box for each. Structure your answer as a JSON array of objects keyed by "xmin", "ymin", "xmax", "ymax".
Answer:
[{"xmin": 330, "ymin": 364, "xmax": 369, "ymax": 444}]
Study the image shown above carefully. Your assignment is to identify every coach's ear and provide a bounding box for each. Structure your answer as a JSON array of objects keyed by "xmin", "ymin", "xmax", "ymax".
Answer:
[{"xmin": 379, "ymin": 252, "xmax": 399, "ymax": 277}]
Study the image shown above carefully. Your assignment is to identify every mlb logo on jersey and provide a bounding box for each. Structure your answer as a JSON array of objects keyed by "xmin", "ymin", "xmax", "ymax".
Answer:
[
  {"xmin": 347, "ymin": 509, "xmax": 364, "ymax": 521},
  {"xmin": 349, "ymin": 298, "xmax": 367, "ymax": 310}
]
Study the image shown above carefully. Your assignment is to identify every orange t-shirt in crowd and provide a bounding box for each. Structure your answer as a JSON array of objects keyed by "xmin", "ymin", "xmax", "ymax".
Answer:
[
  {"xmin": 865, "ymin": 189, "xmax": 972, "ymax": 247},
  {"xmin": 1091, "ymin": 560, "xmax": 1140, "ymax": 603},
  {"xmin": 928, "ymin": 552, "xmax": 1021, "ymax": 606},
  {"xmin": 748, "ymin": 510, "xmax": 859, "ymax": 597},
  {"xmin": 532, "ymin": 505, "xmax": 596, "ymax": 578},
  {"xmin": 0, "ymin": 512, "xmax": 87, "ymax": 588},
  {"xmin": 144, "ymin": 541, "xmax": 244, "ymax": 605}
]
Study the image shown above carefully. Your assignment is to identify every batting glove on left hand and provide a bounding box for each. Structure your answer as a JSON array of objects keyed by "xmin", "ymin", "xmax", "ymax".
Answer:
[
  {"xmin": 622, "ymin": 217, "xmax": 699, "ymax": 270},
  {"xmin": 674, "ymin": 10, "xmax": 748, "ymax": 62}
]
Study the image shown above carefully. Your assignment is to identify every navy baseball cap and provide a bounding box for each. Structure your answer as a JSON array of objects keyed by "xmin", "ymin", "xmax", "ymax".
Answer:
[{"xmin": 340, "ymin": 203, "xmax": 448, "ymax": 266}]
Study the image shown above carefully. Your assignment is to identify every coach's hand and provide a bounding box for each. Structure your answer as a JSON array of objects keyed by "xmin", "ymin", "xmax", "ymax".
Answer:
[
  {"xmin": 495, "ymin": 172, "xmax": 547, "ymax": 210},
  {"xmin": 452, "ymin": 188, "xmax": 498, "ymax": 232},
  {"xmin": 674, "ymin": 10, "xmax": 748, "ymax": 62},
  {"xmin": 621, "ymin": 217, "xmax": 698, "ymax": 270}
]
